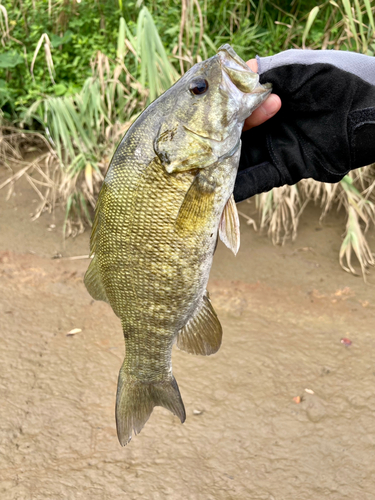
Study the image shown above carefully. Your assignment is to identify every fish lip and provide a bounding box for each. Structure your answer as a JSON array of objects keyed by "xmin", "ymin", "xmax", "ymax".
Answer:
[
  {"xmin": 255, "ymin": 85, "xmax": 272, "ymax": 100},
  {"xmin": 217, "ymin": 44, "xmax": 250, "ymax": 71},
  {"xmin": 218, "ymin": 53, "xmax": 272, "ymax": 122}
]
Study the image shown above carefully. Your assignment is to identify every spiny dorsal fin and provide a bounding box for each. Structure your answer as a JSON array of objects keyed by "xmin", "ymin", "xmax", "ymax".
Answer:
[
  {"xmin": 116, "ymin": 370, "xmax": 186, "ymax": 446},
  {"xmin": 219, "ymin": 193, "xmax": 240, "ymax": 255},
  {"xmin": 176, "ymin": 294, "xmax": 222, "ymax": 356}
]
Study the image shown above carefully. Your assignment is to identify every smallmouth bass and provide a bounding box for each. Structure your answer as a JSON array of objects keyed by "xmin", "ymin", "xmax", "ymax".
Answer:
[{"xmin": 85, "ymin": 44, "xmax": 271, "ymax": 446}]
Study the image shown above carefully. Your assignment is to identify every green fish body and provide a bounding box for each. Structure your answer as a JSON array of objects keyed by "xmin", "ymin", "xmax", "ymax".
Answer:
[{"xmin": 85, "ymin": 45, "xmax": 271, "ymax": 445}]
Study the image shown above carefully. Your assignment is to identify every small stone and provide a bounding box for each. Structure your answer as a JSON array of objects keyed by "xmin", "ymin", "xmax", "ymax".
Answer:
[
  {"xmin": 193, "ymin": 409, "xmax": 203, "ymax": 415},
  {"xmin": 67, "ymin": 328, "xmax": 82, "ymax": 336},
  {"xmin": 306, "ymin": 398, "xmax": 326, "ymax": 422},
  {"xmin": 341, "ymin": 338, "xmax": 352, "ymax": 346}
]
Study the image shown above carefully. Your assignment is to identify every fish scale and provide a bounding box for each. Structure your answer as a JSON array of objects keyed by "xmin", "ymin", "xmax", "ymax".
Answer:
[{"xmin": 84, "ymin": 44, "xmax": 271, "ymax": 445}]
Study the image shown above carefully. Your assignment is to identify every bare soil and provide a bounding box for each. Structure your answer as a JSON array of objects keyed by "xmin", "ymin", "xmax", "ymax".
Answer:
[{"xmin": 1, "ymin": 171, "xmax": 375, "ymax": 499}]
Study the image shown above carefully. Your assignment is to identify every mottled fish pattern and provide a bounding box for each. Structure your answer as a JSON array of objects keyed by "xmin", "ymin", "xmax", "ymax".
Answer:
[{"xmin": 85, "ymin": 44, "xmax": 271, "ymax": 446}]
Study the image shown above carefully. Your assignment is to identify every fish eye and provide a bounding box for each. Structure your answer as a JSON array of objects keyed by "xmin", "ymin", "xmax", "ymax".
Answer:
[{"xmin": 189, "ymin": 78, "xmax": 209, "ymax": 95}]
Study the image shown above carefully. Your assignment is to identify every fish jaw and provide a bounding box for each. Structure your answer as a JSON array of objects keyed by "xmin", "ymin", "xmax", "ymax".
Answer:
[{"xmin": 218, "ymin": 44, "xmax": 272, "ymax": 122}]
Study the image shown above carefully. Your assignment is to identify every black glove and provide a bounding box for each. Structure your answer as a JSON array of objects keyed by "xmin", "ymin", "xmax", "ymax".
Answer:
[{"xmin": 234, "ymin": 49, "xmax": 375, "ymax": 202}]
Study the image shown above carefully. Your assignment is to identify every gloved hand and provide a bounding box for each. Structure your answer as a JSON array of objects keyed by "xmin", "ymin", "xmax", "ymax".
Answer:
[{"xmin": 234, "ymin": 50, "xmax": 375, "ymax": 202}]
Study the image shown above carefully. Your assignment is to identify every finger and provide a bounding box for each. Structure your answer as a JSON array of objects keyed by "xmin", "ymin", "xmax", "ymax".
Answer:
[
  {"xmin": 243, "ymin": 94, "xmax": 282, "ymax": 131},
  {"xmin": 246, "ymin": 59, "xmax": 258, "ymax": 72},
  {"xmin": 244, "ymin": 58, "xmax": 281, "ymax": 131}
]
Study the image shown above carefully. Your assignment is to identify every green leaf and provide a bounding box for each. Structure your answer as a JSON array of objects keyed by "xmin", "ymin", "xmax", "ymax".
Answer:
[
  {"xmin": 302, "ymin": 6, "xmax": 320, "ymax": 48},
  {"xmin": 117, "ymin": 17, "xmax": 126, "ymax": 61},
  {"xmin": 0, "ymin": 51, "xmax": 24, "ymax": 68},
  {"xmin": 53, "ymin": 83, "xmax": 67, "ymax": 96},
  {"xmin": 50, "ymin": 30, "xmax": 73, "ymax": 48}
]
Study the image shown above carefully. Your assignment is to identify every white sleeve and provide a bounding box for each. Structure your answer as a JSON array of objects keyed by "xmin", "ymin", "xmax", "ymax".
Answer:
[{"xmin": 257, "ymin": 50, "xmax": 375, "ymax": 86}]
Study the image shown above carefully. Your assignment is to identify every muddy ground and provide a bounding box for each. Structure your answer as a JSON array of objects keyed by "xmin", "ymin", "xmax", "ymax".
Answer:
[{"xmin": 1, "ymin": 173, "xmax": 375, "ymax": 500}]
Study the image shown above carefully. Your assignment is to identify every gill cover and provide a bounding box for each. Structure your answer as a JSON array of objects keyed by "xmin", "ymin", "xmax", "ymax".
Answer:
[{"xmin": 154, "ymin": 119, "xmax": 218, "ymax": 173}]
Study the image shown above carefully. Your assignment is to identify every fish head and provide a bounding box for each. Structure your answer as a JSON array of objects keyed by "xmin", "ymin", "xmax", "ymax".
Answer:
[{"xmin": 154, "ymin": 44, "xmax": 271, "ymax": 173}]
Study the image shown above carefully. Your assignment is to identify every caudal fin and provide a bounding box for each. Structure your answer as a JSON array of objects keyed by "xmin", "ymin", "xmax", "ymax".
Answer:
[{"xmin": 115, "ymin": 369, "xmax": 186, "ymax": 446}]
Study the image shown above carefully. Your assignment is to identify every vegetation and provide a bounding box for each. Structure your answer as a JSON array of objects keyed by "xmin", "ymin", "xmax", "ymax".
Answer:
[{"xmin": 0, "ymin": 0, "xmax": 374, "ymax": 276}]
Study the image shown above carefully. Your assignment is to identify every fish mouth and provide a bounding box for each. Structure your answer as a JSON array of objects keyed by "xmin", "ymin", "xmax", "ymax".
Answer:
[
  {"xmin": 217, "ymin": 44, "xmax": 250, "ymax": 71},
  {"xmin": 217, "ymin": 44, "xmax": 271, "ymax": 99}
]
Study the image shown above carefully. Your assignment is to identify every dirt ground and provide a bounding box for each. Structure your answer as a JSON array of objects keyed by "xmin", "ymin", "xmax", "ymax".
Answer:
[{"xmin": 1, "ymin": 172, "xmax": 375, "ymax": 500}]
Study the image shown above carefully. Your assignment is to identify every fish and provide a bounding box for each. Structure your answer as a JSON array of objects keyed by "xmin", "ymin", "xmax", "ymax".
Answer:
[{"xmin": 84, "ymin": 44, "xmax": 271, "ymax": 446}]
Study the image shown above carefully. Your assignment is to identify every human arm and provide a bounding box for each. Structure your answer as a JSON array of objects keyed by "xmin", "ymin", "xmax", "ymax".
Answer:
[{"xmin": 235, "ymin": 50, "xmax": 375, "ymax": 202}]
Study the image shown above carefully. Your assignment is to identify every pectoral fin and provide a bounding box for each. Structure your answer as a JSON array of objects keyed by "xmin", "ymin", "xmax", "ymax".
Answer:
[
  {"xmin": 176, "ymin": 294, "xmax": 222, "ymax": 355},
  {"xmin": 175, "ymin": 174, "xmax": 216, "ymax": 232},
  {"xmin": 219, "ymin": 194, "xmax": 240, "ymax": 255}
]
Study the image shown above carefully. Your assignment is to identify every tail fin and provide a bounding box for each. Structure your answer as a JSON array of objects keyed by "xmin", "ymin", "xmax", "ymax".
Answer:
[{"xmin": 115, "ymin": 369, "xmax": 186, "ymax": 446}]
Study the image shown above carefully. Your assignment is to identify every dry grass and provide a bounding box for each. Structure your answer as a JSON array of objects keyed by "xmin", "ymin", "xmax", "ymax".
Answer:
[
  {"xmin": 0, "ymin": 128, "xmax": 59, "ymax": 219},
  {"xmin": 254, "ymin": 169, "xmax": 375, "ymax": 279},
  {"xmin": 256, "ymin": 184, "xmax": 307, "ymax": 245}
]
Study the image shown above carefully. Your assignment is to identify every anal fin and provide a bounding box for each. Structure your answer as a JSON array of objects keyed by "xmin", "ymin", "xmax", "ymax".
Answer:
[
  {"xmin": 219, "ymin": 193, "xmax": 240, "ymax": 255},
  {"xmin": 177, "ymin": 294, "xmax": 222, "ymax": 355},
  {"xmin": 84, "ymin": 255, "xmax": 109, "ymax": 303}
]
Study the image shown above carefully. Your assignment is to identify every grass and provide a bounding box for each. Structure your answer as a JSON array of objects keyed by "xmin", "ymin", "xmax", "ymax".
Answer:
[{"xmin": 0, "ymin": 0, "xmax": 374, "ymax": 276}]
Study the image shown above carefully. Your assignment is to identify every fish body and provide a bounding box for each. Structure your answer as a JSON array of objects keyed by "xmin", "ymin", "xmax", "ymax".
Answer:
[{"xmin": 84, "ymin": 45, "xmax": 271, "ymax": 445}]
